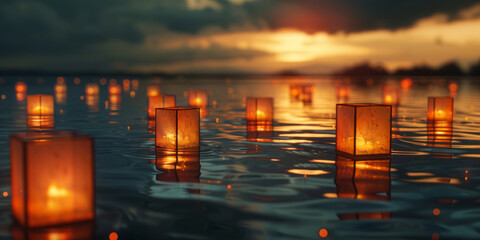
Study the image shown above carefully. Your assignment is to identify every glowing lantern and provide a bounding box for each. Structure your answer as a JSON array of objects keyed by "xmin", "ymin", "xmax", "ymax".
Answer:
[
  {"xmin": 132, "ymin": 79, "xmax": 139, "ymax": 90},
  {"xmin": 336, "ymin": 85, "xmax": 350, "ymax": 102},
  {"xmin": 290, "ymin": 85, "xmax": 302, "ymax": 99},
  {"xmin": 10, "ymin": 131, "xmax": 95, "ymax": 228},
  {"xmin": 148, "ymin": 95, "xmax": 176, "ymax": 119},
  {"xmin": 335, "ymin": 156, "xmax": 391, "ymax": 201},
  {"xmin": 300, "ymin": 85, "xmax": 313, "ymax": 103},
  {"xmin": 247, "ymin": 122, "xmax": 273, "ymax": 142},
  {"xmin": 336, "ymin": 104, "xmax": 392, "ymax": 159},
  {"xmin": 122, "ymin": 79, "xmax": 130, "ymax": 91},
  {"xmin": 15, "ymin": 82, "xmax": 27, "ymax": 93},
  {"xmin": 147, "ymin": 86, "xmax": 161, "ymax": 97},
  {"xmin": 54, "ymin": 83, "xmax": 67, "ymax": 104},
  {"xmin": 246, "ymin": 97, "xmax": 273, "ymax": 123},
  {"xmin": 382, "ymin": 86, "xmax": 400, "ymax": 106},
  {"xmin": 428, "ymin": 97, "xmax": 453, "ymax": 122},
  {"xmin": 155, "ymin": 107, "xmax": 200, "ymax": 152},
  {"xmin": 85, "ymin": 83, "xmax": 99, "ymax": 96},
  {"xmin": 108, "ymin": 84, "xmax": 121, "ymax": 95},
  {"xmin": 400, "ymin": 78, "xmax": 413, "ymax": 90},
  {"xmin": 189, "ymin": 90, "xmax": 208, "ymax": 107},
  {"xmin": 109, "ymin": 94, "xmax": 121, "ymax": 111},
  {"xmin": 27, "ymin": 95, "xmax": 54, "ymax": 116},
  {"xmin": 156, "ymin": 151, "xmax": 200, "ymax": 183}
]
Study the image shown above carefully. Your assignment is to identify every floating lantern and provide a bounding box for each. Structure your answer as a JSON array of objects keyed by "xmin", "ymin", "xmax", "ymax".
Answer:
[
  {"xmin": 54, "ymin": 83, "xmax": 67, "ymax": 104},
  {"xmin": 147, "ymin": 86, "xmax": 161, "ymax": 97},
  {"xmin": 16, "ymin": 92, "xmax": 26, "ymax": 102},
  {"xmin": 335, "ymin": 156, "xmax": 391, "ymax": 201},
  {"xmin": 246, "ymin": 97, "xmax": 273, "ymax": 123},
  {"xmin": 336, "ymin": 85, "xmax": 350, "ymax": 102},
  {"xmin": 290, "ymin": 84, "xmax": 313, "ymax": 103},
  {"xmin": 108, "ymin": 84, "xmax": 121, "ymax": 95},
  {"xmin": 132, "ymin": 79, "xmax": 139, "ymax": 90},
  {"xmin": 189, "ymin": 90, "xmax": 208, "ymax": 107},
  {"xmin": 148, "ymin": 95, "xmax": 176, "ymax": 119},
  {"xmin": 27, "ymin": 95, "xmax": 54, "ymax": 117},
  {"xmin": 10, "ymin": 131, "xmax": 95, "ymax": 228},
  {"xmin": 301, "ymin": 85, "xmax": 313, "ymax": 103},
  {"xmin": 155, "ymin": 107, "xmax": 200, "ymax": 152},
  {"xmin": 290, "ymin": 85, "xmax": 302, "ymax": 99},
  {"xmin": 247, "ymin": 122, "xmax": 273, "ymax": 141},
  {"xmin": 109, "ymin": 94, "xmax": 121, "ymax": 111},
  {"xmin": 428, "ymin": 97, "xmax": 453, "ymax": 122},
  {"xmin": 122, "ymin": 79, "xmax": 130, "ymax": 91},
  {"xmin": 15, "ymin": 82, "xmax": 27, "ymax": 93},
  {"xmin": 156, "ymin": 151, "xmax": 200, "ymax": 183},
  {"xmin": 382, "ymin": 86, "xmax": 400, "ymax": 106},
  {"xmin": 400, "ymin": 78, "xmax": 413, "ymax": 91},
  {"xmin": 336, "ymin": 104, "xmax": 392, "ymax": 159},
  {"xmin": 85, "ymin": 83, "xmax": 99, "ymax": 96}
]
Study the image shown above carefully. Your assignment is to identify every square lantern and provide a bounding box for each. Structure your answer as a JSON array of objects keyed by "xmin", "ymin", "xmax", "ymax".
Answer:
[
  {"xmin": 10, "ymin": 131, "xmax": 95, "ymax": 228},
  {"xmin": 155, "ymin": 107, "xmax": 200, "ymax": 152},
  {"xmin": 189, "ymin": 90, "xmax": 208, "ymax": 107},
  {"xmin": 246, "ymin": 97, "xmax": 273, "ymax": 123},
  {"xmin": 54, "ymin": 83, "xmax": 67, "ymax": 105},
  {"xmin": 336, "ymin": 104, "xmax": 392, "ymax": 159},
  {"xmin": 336, "ymin": 85, "xmax": 350, "ymax": 102},
  {"xmin": 428, "ymin": 97, "xmax": 453, "ymax": 122},
  {"xmin": 290, "ymin": 84, "xmax": 302, "ymax": 99},
  {"xmin": 382, "ymin": 86, "xmax": 400, "ymax": 106},
  {"xmin": 85, "ymin": 83, "xmax": 99, "ymax": 96},
  {"xmin": 147, "ymin": 86, "xmax": 161, "ymax": 97},
  {"xmin": 27, "ymin": 95, "xmax": 54, "ymax": 117},
  {"xmin": 148, "ymin": 95, "xmax": 176, "ymax": 119},
  {"xmin": 335, "ymin": 156, "xmax": 391, "ymax": 201},
  {"xmin": 156, "ymin": 151, "xmax": 200, "ymax": 183},
  {"xmin": 15, "ymin": 82, "xmax": 28, "ymax": 94},
  {"xmin": 108, "ymin": 84, "xmax": 121, "ymax": 95}
]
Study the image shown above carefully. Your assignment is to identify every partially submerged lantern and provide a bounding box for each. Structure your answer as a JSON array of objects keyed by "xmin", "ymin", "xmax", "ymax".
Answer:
[
  {"xmin": 156, "ymin": 151, "xmax": 200, "ymax": 183},
  {"xmin": 27, "ymin": 95, "xmax": 54, "ymax": 130},
  {"xmin": 189, "ymin": 90, "xmax": 208, "ymax": 107},
  {"xmin": 155, "ymin": 107, "xmax": 200, "ymax": 152},
  {"xmin": 427, "ymin": 97, "xmax": 453, "ymax": 122},
  {"xmin": 246, "ymin": 97, "xmax": 273, "ymax": 123},
  {"xmin": 10, "ymin": 131, "xmax": 95, "ymax": 228},
  {"xmin": 382, "ymin": 86, "xmax": 400, "ymax": 106},
  {"xmin": 336, "ymin": 104, "xmax": 392, "ymax": 159},
  {"xmin": 335, "ymin": 156, "xmax": 391, "ymax": 201},
  {"xmin": 148, "ymin": 95, "xmax": 176, "ymax": 119},
  {"xmin": 147, "ymin": 86, "xmax": 161, "ymax": 97}
]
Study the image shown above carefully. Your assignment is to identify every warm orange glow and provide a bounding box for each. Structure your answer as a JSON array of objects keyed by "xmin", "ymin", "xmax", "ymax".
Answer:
[
  {"xmin": 147, "ymin": 85, "xmax": 161, "ymax": 97},
  {"xmin": 290, "ymin": 84, "xmax": 313, "ymax": 103},
  {"xmin": 54, "ymin": 83, "xmax": 67, "ymax": 93},
  {"xmin": 319, "ymin": 229, "xmax": 328, "ymax": 238},
  {"xmin": 73, "ymin": 78, "xmax": 81, "ymax": 85},
  {"xmin": 246, "ymin": 97, "xmax": 273, "ymax": 122},
  {"xmin": 155, "ymin": 107, "xmax": 200, "ymax": 151},
  {"xmin": 336, "ymin": 104, "xmax": 391, "ymax": 159},
  {"xmin": 382, "ymin": 86, "xmax": 400, "ymax": 106},
  {"xmin": 15, "ymin": 82, "xmax": 27, "ymax": 93},
  {"xmin": 27, "ymin": 116, "xmax": 54, "ymax": 130},
  {"xmin": 2, "ymin": 192, "xmax": 8, "ymax": 197},
  {"xmin": 189, "ymin": 90, "xmax": 209, "ymax": 107},
  {"xmin": 401, "ymin": 78, "xmax": 413, "ymax": 90},
  {"xmin": 156, "ymin": 151, "xmax": 200, "ymax": 183},
  {"xmin": 85, "ymin": 83, "xmax": 99, "ymax": 96},
  {"xmin": 335, "ymin": 156, "xmax": 391, "ymax": 201},
  {"xmin": 132, "ymin": 79, "xmax": 139, "ymax": 90},
  {"xmin": 433, "ymin": 208, "xmax": 440, "ymax": 216},
  {"xmin": 109, "ymin": 232, "xmax": 118, "ymax": 240},
  {"xmin": 122, "ymin": 79, "xmax": 130, "ymax": 91},
  {"xmin": 109, "ymin": 94, "xmax": 121, "ymax": 111},
  {"xmin": 16, "ymin": 92, "xmax": 26, "ymax": 102},
  {"xmin": 27, "ymin": 95, "xmax": 54, "ymax": 116},
  {"xmin": 56, "ymin": 76, "xmax": 65, "ymax": 84},
  {"xmin": 148, "ymin": 95, "xmax": 176, "ymax": 119},
  {"xmin": 227, "ymin": 185, "xmax": 232, "ymax": 190},
  {"xmin": 10, "ymin": 131, "xmax": 95, "ymax": 227},
  {"xmin": 336, "ymin": 85, "xmax": 350, "ymax": 102},
  {"xmin": 427, "ymin": 120, "xmax": 452, "ymax": 149},
  {"xmin": 288, "ymin": 169, "xmax": 329, "ymax": 175},
  {"xmin": 247, "ymin": 121, "xmax": 273, "ymax": 141},
  {"xmin": 108, "ymin": 84, "xmax": 122, "ymax": 95},
  {"xmin": 428, "ymin": 97, "xmax": 453, "ymax": 122}
]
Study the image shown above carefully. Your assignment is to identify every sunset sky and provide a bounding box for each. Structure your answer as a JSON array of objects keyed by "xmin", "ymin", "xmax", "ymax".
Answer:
[{"xmin": 1, "ymin": 0, "xmax": 480, "ymax": 74}]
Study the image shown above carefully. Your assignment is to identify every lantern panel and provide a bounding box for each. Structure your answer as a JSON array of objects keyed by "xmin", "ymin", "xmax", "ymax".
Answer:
[
  {"xmin": 156, "ymin": 107, "xmax": 200, "ymax": 151},
  {"xmin": 147, "ymin": 86, "xmax": 161, "ymax": 97},
  {"xmin": 177, "ymin": 108, "xmax": 200, "ymax": 150},
  {"xmin": 336, "ymin": 105, "xmax": 355, "ymax": 155},
  {"xmin": 27, "ymin": 95, "xmax": 54, "ymax": 116},
  {"xmin": 245, "ymin": 97, "xmax": 273, "ymax": 122},
  {"xmin": 148, "ymin": 95, "xmax": 176, "ymax": 119},
  {"xmin": 428, "ymin": 97, "xmax": 453, "ymax": 122},
  {"xmin": 155, "ymin": 109, "xmax": 177, "ymax": 150},
  {"xmin": 189, "ymin": 90, "xmax": 208, "ymax": 107},
  {"xmin": 10, "ymin": 132, "xmax": 94, "ymax": 228}
]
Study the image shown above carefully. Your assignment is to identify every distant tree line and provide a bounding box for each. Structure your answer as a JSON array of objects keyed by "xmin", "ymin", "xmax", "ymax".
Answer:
[{"xmin": 336, "ymin": 59, "xmax": 480, "ymax": 76}]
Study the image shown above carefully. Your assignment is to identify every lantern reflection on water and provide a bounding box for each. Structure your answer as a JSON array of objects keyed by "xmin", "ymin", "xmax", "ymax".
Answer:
[
  {"xmin": 246, "ymin": 97, "xmax": 273, "ymax": 123},
  {"xmin": 189, "ymin": 90, "xmax": 209, "ymax": 107},
  {"xmin": 428, "ymin": 97, "xmax": 453, "ymax": 122},
  {"xmin": 155, "ymin": 107, "xmax": 200, "ymax": 152},
  {"xmin": 335, "ymin": 156, "xmax": 391, "ymax": 219},
  {"xmin": 148, "ymin": 95, "xmax": 176, "ymax": 119},
  {"xmin": 27, "ymin": 95, "xmax": 54, "ymax": 130},
  {"xmin": 336, "ymin": 104, "xmax": 392, "ymax": 159},
  {"xmin": 10, "ymin": 131, "xmax": 95, "ymax": 228},
  {"xmin": 247, "ymin": 121, "xmax": 273, "ymax": 142},
  {"xmin": 12, "ymin": 220, "xmax": 94, "ymax": 240},
  {"xmin": 156, "ymin": 151, "xmax": 200, "ymax": 183}
]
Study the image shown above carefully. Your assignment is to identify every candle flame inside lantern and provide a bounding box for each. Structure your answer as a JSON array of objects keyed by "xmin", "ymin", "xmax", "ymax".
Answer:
[{"xmin": 47, "ymin": 185, "xmax": 69, "ymax": 197}]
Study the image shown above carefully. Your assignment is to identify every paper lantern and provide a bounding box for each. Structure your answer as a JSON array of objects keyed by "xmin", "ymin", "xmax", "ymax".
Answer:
[
  {"xmin": 247, "ymin": 122, "xmax": 273, "ymax": 141},
  {"xmin": 189, "ymin": 90, "xmax": 208, "ymax": 107},
  {"xmin": 335, "ymin": 156, "xmax": 391, "ymax": 201},
  {"xmin": 108, "ymin": 84, "xmax": 121, "ymax": 95},
  {"xmin": 85, "ymin": 83, "xmax": 99, "ymax": 96},
  {"xmin": 382, "ymin": 86, "xmax": 400, "ymax": 106},
  {"xmin": 290, "ymin": 85, "xmax": 302, "ymax": 99},
  {"xmin": 155, "ymin": 107, "xmax": 200, "ymax": 152},
  {"xmin": 428, "ymin": 97, "xmax": 453, "ymax": 122},
  {"xmin": 148, "ymin": 95, "xmax": 176, "ymax": 119},
  {"xmin": 156, "ymin": 151, "xmax": 200, "ymax": 183},
  {"xmin": 12, "ymin": 221, "xmax": 94, "ymax": 240},
  {"xmin": 336, "ymin": 104, "xmax": 392, "ymax": 159},
  {"xmin": 10, "ymin": 131, "xmax": 95, "ymax": 228},
  {"xmin": 122, "ymin": 79, "xmax": 130, "ymax": 91},
  {"xmin": 54, "ymin": 83, "xmax": 67, "ymax": 104},
  {"xmin": 15, "ymin": 82, "xmax": 27, "ymax": 93},
  {"xmin": 246, "ymin": 97, "xmax": 273, "ymax": 123},
  {"xmin": 147, "ymin": 86, "xmax": 161, "ymax": 97},
  {"xmin": 336, "ymin": 85, "xmax": 350, "ymax": 102},
  {"xmin": 27, "ymin": 95, "xmax": 54, "ymax": 116}
]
